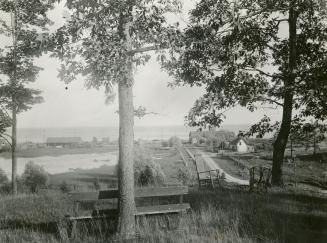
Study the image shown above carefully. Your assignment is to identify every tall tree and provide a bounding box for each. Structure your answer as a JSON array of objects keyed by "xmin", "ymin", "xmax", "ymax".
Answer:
[
  {"xmin": 52, "ymin": 0, "xmax": 181, "ymax": 237},
  {"xmin": 0, "ymin": 0, "xmax": 56, "ymax": 194},
  {"xmin": 163, "ymin": 0, "xmax": 327, "ymax": 185}
]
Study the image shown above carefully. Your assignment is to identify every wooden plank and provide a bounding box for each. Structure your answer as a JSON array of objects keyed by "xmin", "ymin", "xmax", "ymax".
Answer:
[
  {"xmin": 68, "ymin": 203, "xmax": 190, "ymax": 220},
  {"xmin": 135, "ymin": 203, "xmax": 190, "ymax": 216},
  {"xmin": 135, "ymin": 186, "xmax": 188, "ymax": 198},
  {"xmin": 69, "ymin": 186, "xmax": 187, "ymax": 201},
  {"xmin": 69, "ymin": 189, "xmax": 118, "ymax": 201}
]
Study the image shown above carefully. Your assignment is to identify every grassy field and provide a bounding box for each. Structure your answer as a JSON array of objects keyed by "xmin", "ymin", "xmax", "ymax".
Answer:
[
  {"xmin": 0, "ymin": 187, "xmax": 327, "ymax": 243},
  {"xmin": 0, "ymin": 145, "xmax": 118, "ymax": 159},
  {"xmin": 192, "ymin": 145, "xmax": 327, "ymax": 190},
  {"xmin": 1, "ymin": 143, "xmax": 327, "ymax": 242}
]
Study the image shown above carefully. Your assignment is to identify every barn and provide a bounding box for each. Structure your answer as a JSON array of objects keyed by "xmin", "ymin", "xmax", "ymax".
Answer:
[{"xmin": 46, "ymin": 137, "xmax": 83, "ymax": 148}]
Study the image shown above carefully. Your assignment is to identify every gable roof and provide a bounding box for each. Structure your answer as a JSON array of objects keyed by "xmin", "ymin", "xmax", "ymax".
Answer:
[
  {"xmin": 46, "ymin": 137, "xmax": 82, "ymax": 144},
  {"xmin": 230, "ymin": 137, "xmax": 248, "ymax": 146}
]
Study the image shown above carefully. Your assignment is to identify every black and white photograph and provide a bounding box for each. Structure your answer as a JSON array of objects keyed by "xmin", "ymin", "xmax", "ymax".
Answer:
[{"xmin": 0, "ymin": 0, "xmax": 327, "ymax": 242}]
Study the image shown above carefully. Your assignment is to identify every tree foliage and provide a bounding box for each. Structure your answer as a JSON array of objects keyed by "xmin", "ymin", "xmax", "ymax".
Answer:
[
  {"xmin": 164, "ymin": 0, "xmax": 327, "ymax": 131},
  {"xmin": 21, "ymin": 161, "xmax": 49, "ymax": 193},
  {"xmin": 0, "ymin": 0, "xmax": 56, "ymax": 111},
  {"xmin": 52, "ymin": 0, "xmax": 182, "ymax": 93},
  {"xmin": 163, "ymin": 0, "xmax": 327, "ymax": 185}
]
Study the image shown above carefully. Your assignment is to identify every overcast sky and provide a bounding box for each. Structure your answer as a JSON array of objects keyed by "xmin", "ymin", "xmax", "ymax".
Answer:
[{"xmin": 2, "ymin": 0, "xmax": 282, "ymax": 128}]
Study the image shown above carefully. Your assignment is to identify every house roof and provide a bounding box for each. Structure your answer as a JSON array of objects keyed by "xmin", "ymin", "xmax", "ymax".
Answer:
[
  {"xmin": 230, "ymin": 137, "xmax": 249, "ymax": 146},
  {"xmin": 46, "ymin": 137, "xmax": 82, "ymax": 144}
]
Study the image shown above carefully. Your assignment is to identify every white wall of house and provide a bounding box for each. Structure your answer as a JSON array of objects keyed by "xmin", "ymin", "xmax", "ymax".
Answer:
[{"xmin": 236, "ymin": 139, "xmax": 248, "ymax": 153}]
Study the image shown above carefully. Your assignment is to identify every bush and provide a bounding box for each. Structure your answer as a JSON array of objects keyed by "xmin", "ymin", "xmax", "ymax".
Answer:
[
  {"xmin": 199, "ymin": 137, "xmax": 206, "ymax": 144},
  {"xmin": 21, "ymin": 161, "xmax": 49, "ymax": 193},
  {"xmin": 168, "ymin": 136, "xmax": 182, "ymax": 147},
  {"xmin": 59, "ymin": 181, "xmax": 71, "ymax": 193},
  {"xmin": 177, "ymin": 168, "xmax": 192, "ymax": 185},
  {"xmin": 0, "ymin": 168, "xmax": 8, "ymax": 185},
  {"xmin": 134, "ymin": 145, "xmax": 165, "ymax": 186},
  {"xmin": 161, "ymin": 140, "xmax": 169, "ymax": 147}
]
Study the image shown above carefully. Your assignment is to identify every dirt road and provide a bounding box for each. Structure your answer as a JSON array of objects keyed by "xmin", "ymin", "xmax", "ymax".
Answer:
[{"xmin": 196, "ymin": 150, "xmax": 249, "ymax": 185}]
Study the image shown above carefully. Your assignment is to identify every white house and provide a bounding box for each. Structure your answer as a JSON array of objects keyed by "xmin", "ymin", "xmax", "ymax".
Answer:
[{"xmin": 229, "ymin": 137, "xmax": 254, "ymax": 153}]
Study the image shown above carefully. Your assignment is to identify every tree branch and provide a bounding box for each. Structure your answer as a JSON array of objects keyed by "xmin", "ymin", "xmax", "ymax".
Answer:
[
  {"xmin": 0, "ymin": 134, "xmax": 12, "ymax": 147},
  {"xmin": 257, "ymin": 96, "xmax": 283, "ymax": 106},
  {"xmin": 128, "ymin": 45, "xmax": 163, "ymax": 55},
  {"xmin": 243, "ymin": 67, "xmax": 281, "ymax": 79}
]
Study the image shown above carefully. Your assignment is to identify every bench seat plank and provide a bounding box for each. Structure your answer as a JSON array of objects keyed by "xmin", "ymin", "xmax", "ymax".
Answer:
[
  {"xmin": 67, "ymin": 203, "xmax": 190, "ymax": 221},
  {"xmin": 69, "ymin": 186, "xmax": 188, "ymax": 202},
  {"xmin": 135, "ymin": 203, "xmax": 190, "ymax": 216}
]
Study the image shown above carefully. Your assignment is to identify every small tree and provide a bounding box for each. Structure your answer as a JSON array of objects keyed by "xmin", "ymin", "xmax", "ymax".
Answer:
[
  {"xmin": 0, "ymin": 0, "xmax": 56, "ymax": 195},
  {"xmin": 21, "ymin": 161, "xmax": 49, "ymax": 193}
]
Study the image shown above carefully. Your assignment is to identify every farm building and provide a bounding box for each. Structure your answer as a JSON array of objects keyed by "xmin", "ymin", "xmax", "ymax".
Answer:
[
  {"xmin": 46, "ymin": 137, "xmax": 83, "ymax": 148},
  {"xmin": 229, "ymin": 137, "xmax": 255, "ymax": 153}
]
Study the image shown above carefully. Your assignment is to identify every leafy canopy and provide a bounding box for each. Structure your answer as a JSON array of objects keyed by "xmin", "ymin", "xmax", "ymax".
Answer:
[
  {"xmin": 0, "ymin": 0, "xmax": 58, "ymax": 112},
  {"xmin": 52, "ymin": 0, "xmax": 182, "ymax": 96},
  {"xmin": 163, "ymin": 0, "xmax": 327, "ymax": 136}
]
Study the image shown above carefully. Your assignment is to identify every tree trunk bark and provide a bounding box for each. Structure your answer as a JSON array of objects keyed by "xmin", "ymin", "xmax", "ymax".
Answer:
[
  {"xmin": 11, "ymin": 106, "xmax": 17, "ymax": 195},
  {"xmin": 11, "ymin": 0, "xmax": 18, "ymax": 196},
  {"xmin": 272, "ymin": 3, "xmax": 297, "ymax": 186},
  {"xmin": 117, "ymin": 20, "xmax": 136, "ymax": 238}
]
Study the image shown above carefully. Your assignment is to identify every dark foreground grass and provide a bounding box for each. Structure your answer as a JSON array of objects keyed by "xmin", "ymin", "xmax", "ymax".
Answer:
[{"xmin": 0, "ymin": 187, "xmax": 327, "ymax": 243}]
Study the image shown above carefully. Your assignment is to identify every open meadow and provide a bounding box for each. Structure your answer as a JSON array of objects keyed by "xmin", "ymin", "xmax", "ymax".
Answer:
[{"xmin": 0, "ymin": 142, "xmax": 327, "ymax": 243}]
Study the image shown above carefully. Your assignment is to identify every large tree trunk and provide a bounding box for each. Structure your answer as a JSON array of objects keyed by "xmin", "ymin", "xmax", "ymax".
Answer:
[
  {"xmin": 117, "ymin": 20, "xmax": 136, "ymax": 238},
  {"xmin": 11, "ymin": 0, "xmax": 18, "ymax": 195},
  {"xmin": 272, "ymin": 4, "xmax": 297, "ymax": 186},
  {"xmin": 11, "ymin": 106, "xmax": 17, "ymax": 195},
  {"xmin": 117, "ymin": 80, "xmax": 135, "ymax": 237}
]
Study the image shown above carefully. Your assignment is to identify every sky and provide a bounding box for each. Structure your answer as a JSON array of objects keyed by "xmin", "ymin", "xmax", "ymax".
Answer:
[{"xmin": 2, "ymin": 0, "xmax": 283, "ymax": 129}]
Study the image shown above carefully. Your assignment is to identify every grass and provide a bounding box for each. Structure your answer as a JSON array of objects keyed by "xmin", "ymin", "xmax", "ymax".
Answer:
[
  {"xmin": 1, "ymin": 143, "xmax": 327, "ymax": 242},
  {"xmin": 0, "ymin": 187, "xmax": 326, "ymax": 243}
]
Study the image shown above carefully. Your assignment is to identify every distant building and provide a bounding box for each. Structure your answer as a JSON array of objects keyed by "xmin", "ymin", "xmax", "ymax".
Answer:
[
  {"xmin": 46, "ymin": 137, "xmax": 83, "ymax": 148},
  {"xmin": 229, "ymin": 137, "xmax": 254, "ymax": 153}
]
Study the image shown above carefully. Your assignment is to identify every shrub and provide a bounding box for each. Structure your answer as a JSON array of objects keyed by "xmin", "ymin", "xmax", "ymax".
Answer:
[
  {"xmin": 168, "ymin": 136, "xmax": 182, "ymax": 147},
  {"xmin": 93, "ymin": 177, "xmax": 101, "ymax": 190},
  {"xmin": 21, "ymin": 161, "xmax": 49, "ymax": 193},
  {"xmin": 0, "ymin": 168, "xmax": 8, "ymax": 185},
  {"xmin": 177, "ymin": 168, "xmax": 193, "ymax": 185},
  {"xmin": 59, "ymin": 181, "xmax": 71, "ymax": 193},
  {"xmin": 134, "ymin": 145, "xmax": 165, "ymax": 186},
  {"xmin": 161, "ymin": 140, "xmax": 169, "ymax": 147}
]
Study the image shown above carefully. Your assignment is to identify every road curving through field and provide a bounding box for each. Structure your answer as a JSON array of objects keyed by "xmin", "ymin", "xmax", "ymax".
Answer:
[{"xmin": 196, "ymin": 150, "xmax": 249, "ymax": 185}]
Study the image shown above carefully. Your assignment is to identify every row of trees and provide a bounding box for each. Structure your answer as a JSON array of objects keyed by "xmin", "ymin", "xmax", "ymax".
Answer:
[{"xmin": 1, "ymin": 0, "xmax": 326, "ymax": 239}]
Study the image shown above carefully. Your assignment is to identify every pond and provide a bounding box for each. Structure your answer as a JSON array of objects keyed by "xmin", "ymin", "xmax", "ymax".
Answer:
[{"xmin": 0, "ymin": 152, "xmax": 118, "ymax": 177}]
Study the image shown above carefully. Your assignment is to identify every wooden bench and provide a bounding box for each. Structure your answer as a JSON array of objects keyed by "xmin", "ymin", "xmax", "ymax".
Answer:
[
  {"xmin": 197, "ymin": 169, "xmax": 224, "ymax": 188},
  {"xmin": 65, "ymin": 186, "xmax": 190, "ymax": 237},
  {"xmin": 249, "ymin": 166, "xmax": 272, "ymax": 192}
]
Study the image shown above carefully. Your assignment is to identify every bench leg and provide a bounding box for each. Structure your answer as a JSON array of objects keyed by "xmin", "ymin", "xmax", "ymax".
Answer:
[{"xmin": 67, "ymin": 220, "xmax": 77, "ymax": 239}]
